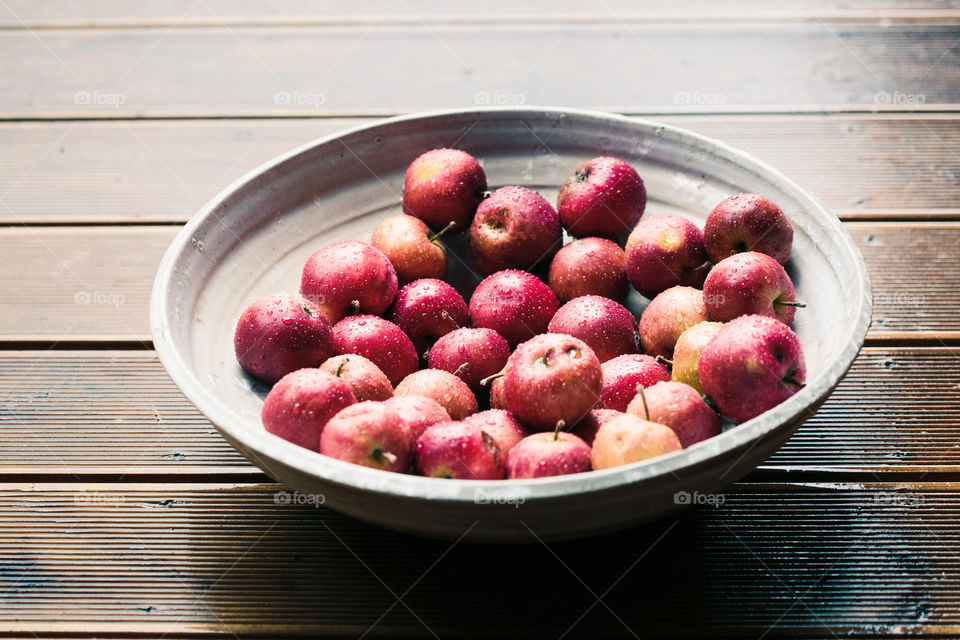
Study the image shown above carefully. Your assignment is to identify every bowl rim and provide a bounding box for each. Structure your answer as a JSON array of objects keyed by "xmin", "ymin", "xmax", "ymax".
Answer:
[{"xmin": 150, "ymin": 106, "xmax": 872, "ymax": 502}]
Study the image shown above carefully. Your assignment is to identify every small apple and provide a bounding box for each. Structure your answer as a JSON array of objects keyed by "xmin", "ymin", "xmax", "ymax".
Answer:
[
  {"xmin": 548, "ymin": 295, "xmax": 638, "ymax": 363},
  {"xmin": 261, "ymin": 368, "xmax": 357, "ymax": 452},
  {"xmin": 470, "ymin": 185, "xmax": 562, "ymax": 274},
  {"xmin": 414, "ymin": 421, "xmax": 505, "ymax": 479},
  {"xmin": 464, "ymin": 409, "xmax": 528, "ymax": 456},
  {"xmin": 638, "ymin": 286, "xmax": 709, "ymax": 359},
  {"xmin": 571, "ymin": 408, "xmax": 622, "ymax": 446},
  {"xmin": 370, "ymin": 214, "xmax": 447, "ymax": 284},
  {"xmin": 557, "ymin": 156, "xmax": 646, "ymax": 239},
  {"xmin": 626, "ymin": 381, "xmax": 720, "ymax": 448},
  {"xmin": 402, "ymin": 148, "xmax": 487, "ymax": 233},
  {"xmin": 389, "ymin": 278, "xmax": 470, "ymax": 356},
  {"xmin": 591, "ymin": 413, "xmax": 682, "ymax": 470},
  {"xmin": 382, "ymin": 395, "xmax": 450, "ymax": 442},
  {"xmin": 625, "ymin": 214, "xmax": 709, "ymax": 299},
  {"xmin": 469, "ymin": 269, "xmax": 560, "ymax": 348},
  {"xmin": 427, "ymin": 327, "xmax": 511, "ymax": 394},
  {"xmin": 394, "ymin": 369, "xmax": 479, "ymax": 420},
  {"xmin": 704, "ymin": 193, "xmax": 794, "ymax": 265},
  {"xmin": 502, "ymin": 333, "xmax": 602, "ymax": 431},
  {"xmin": 319, "ymin": 354, "xmax": 393, "ymax": 402},
  {"xmin": 319, "ymin": 401, "xmax": 409, "ymax": 472},
  {"xmin": 506, "ymin": 426, "xmax": 592, "ymax": 479},
  {"xmin": 703, "ymin": 252, "xmax": 803, "ymax": 325},
  {"xmin": 671, "ymin": 321, "xmax": 723, "ymax": 395},
  {"xmin": 699, "ymin": 314, "xmax": 806, "ymax": 423},
  {"xmin": 234, "ymin": 293, "xmax": 335, "ymax": 384},
  {"xmin": 300, "ymin": 240, "xmax": 397, "ymax": 324},
  {"xmin": 332, "ymin": 315, "xmax": 418, "ymax": 387},
  {"xmin": 597, "ymin": 354, "xmax": 670, "ymax": 412},
  {"xmin": 548, "ymin": 237, "xmax": 628, "ymax": 303}
]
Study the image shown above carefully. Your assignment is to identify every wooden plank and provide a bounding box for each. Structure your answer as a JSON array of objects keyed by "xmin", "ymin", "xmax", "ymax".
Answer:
[
  {"xmin": 1, "ymin": 347, "xmax": 959, "ymax": 477},
  {"xmin": 1, "ymin": 115, "xmax": 958, "ymax": 224},
  {"xmin": 0, "ymin": 223, "xmax": 954, "ymax": 341},
  {"xmin": 3, "ymin": 0, "xmax": 959, "ymax": 28},
  {"xmin": 1, "ymin": 22, "xmax": 958, "ymax": 118},
  {"xmin": 2, "ymin": 482, "xmax": 960, "ymax": 636}
]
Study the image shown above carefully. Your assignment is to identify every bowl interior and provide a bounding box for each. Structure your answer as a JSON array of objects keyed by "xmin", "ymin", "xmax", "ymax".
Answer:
[{"xmin": 152, "ymin": 108, "xmax": 869, "ymax": 508}]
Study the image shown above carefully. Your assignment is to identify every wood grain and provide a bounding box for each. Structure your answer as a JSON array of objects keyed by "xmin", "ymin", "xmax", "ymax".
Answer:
[
  {"xmin": 1, "ymin": 114, "xmax": 957, "ymax": 224},
  {"xmin": 1, "ymin": 22, "xmax": 957, "ymax": 118},
  {"xmin": 0, "ymin": 223, "xmax": 954, "ymax": 341},
  {"xmin": 1, "ymin": 482, "xmax": 958, "ymax": 636},
  {"xmin": 2, "ymin": 347, "xmax": 958, "ymax": 478}
]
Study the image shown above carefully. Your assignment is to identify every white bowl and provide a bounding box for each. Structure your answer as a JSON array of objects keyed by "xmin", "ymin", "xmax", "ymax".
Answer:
[{"xmin": 150, "ymin": 107, "xmax": 871, "ymax": 542}]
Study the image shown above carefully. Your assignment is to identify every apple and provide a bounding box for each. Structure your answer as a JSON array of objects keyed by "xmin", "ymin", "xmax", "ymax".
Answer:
[
  {"xmin": 470, "ymin": 185, "xmax": 562, "ymax": 274},
  {"xmin": 319, "ymin": 401, "xmax": 410, "ymax": 472},
  {"xmin": 626, "ymin": 381, "xmax": 720, "ymax": 448},
  {"xmin": 427, "ymin": 327, "xmax": 511, "ymax": 394},
  {"xmin": 415, "ymin": 421, "xmax": 505, "ymax": 479},
  {"xmin": 389, "ymin": 278, "xmax": 470, "ymax": 356},
  {"xmin": 704, "ymin": 193, "xmax": 794, "ymax": 265},
  {"xmin": 370, "ymin": 214, "xmax": 447, "ymax": 284},
  {"xmin": 261, "ymin": 368, "xmax": 357, "ymax": 452},
  {"xmin": 638, "ymin": 285, "xmax": 709, "ymax": 359},
  {"xmin": 402, "ymin": 148, "xmax": 487, "ymax": 233},
  {"xmin": 319, "ymin": 354, "xmax": 393, "ymax": 402},
  {"xmin": 332, "ymin": 315, "xmax": 418, "ymax": 387},
  {"xmin": 489, "ymin": 376, "xmax": 507, "ymax": 410},
  {"xmin": 548, "ymin": 237, "xmax": 628, "ymax": 303},
  {"xmin": 591, "ymin": 413, "xmax": 682, "ymax": 470},
  {"xmin": 597, "ymin": 354, "xmax": 670, "ymax": 412},
  {"xmin": 234, "ymin": 293, "xmax": 335, "ymax": 384},
  {"xmin": 548, "ymin": 295, "xmax": 638, "ymax": 363},
  {"xmin": 464, "ymin": 409, "xmax": 528, "ymax": 456},
  {"xmin": 703, "ymin": 252, "xmax": 803, "ymax": 325},
  {"xmin": 699, "ymin": 314, "xmax": 806, "ymax": 423},
  {"xmin": 571, "ymin": 408, "xmax": 621, "ymax": 446},
  {"xmin": 469, "ymin": 269, "xmax": 560, "ymax": 348},
  {"xmin": 394, "ymin": 369, "xmax": 479, "ymax": 420},
  {"xmin": 557, "ymin": 156, "xmax": 646, "ymax": 239},
  {"xmin": 506, "ymin": 427, "xmax": 592, "ymax": 479},
  {"xmin": 502, "ymin": 333, "xmax": 602, "ymax": 431},
  {"xmin": 382, "ymin": 395, "xmax": 450, "ymax": 442},
  {"xmin": 300, "ymin": 240, "xmax": 397, "ymax": 324},
  {"xmin": 625, "ymin": 214, "xmax": 709, "ymax": 299},
  {"xmin": 671, "ymin": 321, "xmax": 723, "ymax": 395}
]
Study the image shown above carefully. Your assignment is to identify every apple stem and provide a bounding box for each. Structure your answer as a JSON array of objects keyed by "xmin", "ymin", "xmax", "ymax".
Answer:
[
  {"xmin": 776, "ymin": 300, "xmax": 807, "ymax": 308},
  {"xmin": 440, "ymin": 309, "xmax": 461, "ymax": 330},
  {"xmin": 553, "ymin": 420, "xmax": 566, "ymax": 441},
  {"xmin": 373, "ymin": 449, "xmax": 397, "ymax": 465},
  {"xmin": 427, "ymin": 220, "xmax": 457, "ymax": 243},
  {"xmin": 783, "ymin": 376, "xmax": 806, "ymax": 388},
  {"xmin": 479, "ymin": 370, "xmax": 505, "ymax": 386},
  {"xmin": 453, "ymin": 362, "xmax": 470, "ymax": 377},
  {"xmin": 635, "ymin": 384, "xmax": 651, "ymax": 421},
  {"xmin": 350, "ymin": 299, "xmax": 361, "ymax": 314},
  {"xmin": 655, "ymin": 355, "xmax": 673, "ymax": 368},
  {"xmin": 335, "ymin": 358, "xmax": 348, "ymax": 377}
]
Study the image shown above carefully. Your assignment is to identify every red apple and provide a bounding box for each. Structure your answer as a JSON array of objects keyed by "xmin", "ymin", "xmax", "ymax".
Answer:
[
  {"xmin": 414, "ymin": 421, "xmax": 505, "ymax": 479},
  {"xmin": 557, "ymin": 156, "xmax": 646, "ymax": 239},
  {"xmin": 625, "ymin": 214, "xmax": 709, "ymax": 299},
  {"xmin": 319, "ymin": 401, "xmax": 409, "ymax": 472},
  {"xmin": 597, "ymin": 354, "xmax": 670, "ymax": 412},
  {"xmin": 332, "ymin": 315, "xmax": 418, "ymax": 387},
  {"xmin": 699, "ymin": 314, "xmax": 806, "ymax": 423},
  {"xmin": 402, "ymin": 148, "xmax": 487, "ymax": 233},
  {"xmin": 319, "ymin": 354, "xmax": 393, "ymax": 402},
  {"xmin": 470, "ymin": 185, "xmax": 562, "ymax": 274},
  {"xmin": 506, "ymin": 429, "xmax": 592, "ymax": 479},
  {"xmin": 370, "ymin": 214, "xmax": 447, "ymax": 284},
  {"xmin": 571, "ymin": 408, "xmax": 622, "ymax": 446},
  {"xmin": 463, "ymin": 409, "xmax": 528, "ymax": 456},
  {"xmin": 638, "ymin": 286, "xmax": 709, "ymax": 359},
  {"xmin": 469, "ymin": 269, "xmax": 560, "ymax": 348},
  {"xmin": 591, "ymin": 413, "xmax": 682, "ymax": 470},
  {"xmin": 234, "ymin": 293, "xmax": 335, "ymax": 384},
  {"xmin": 382, "ymin": 395, "xmax": 450, "ymax": 442},
  {"xmin": 704, "ymin": 193, "xmax": 794, "ymax": 265},
  {"xmin": 394, "ymin": 369, "xmax": 478, "ymax": 420},
  {"xmin": 548, "ymin": 237, "xmax": 628, "ymax": 303},
  {"xmin": 489, "ymin": 376, "xmax": 507, "ymax": 410},
  {"xmin": 626, "ymin": 381, "xmax": 720, "ymax": 448},
  {"xmin": 671, "ymin": 321, "xmax": 723, "ymax": 395},
  {"xmin": 389, "ymin": 278, "xmax": 470, "ymax": 355},
  {"xmin": 548, "ymin": 295, "xmax": 638, "ymax": 363},
  {"xmin": 502, "ymin": 333, "xmax": 602, "ymax": 431},
  {"xmin": 703, "ymin": 251, "xmax": 802, "ymax": 325},
  {"xmin": 427, "ymin": 327, "xmax": 510, "ymax": 394},
  {"xmin": 261, "ymin": 368, "xmax": 357, "ymax": 452},
  {"xmin": 300, "ymin": 240, "xmax": 398, "ymax": 323}
]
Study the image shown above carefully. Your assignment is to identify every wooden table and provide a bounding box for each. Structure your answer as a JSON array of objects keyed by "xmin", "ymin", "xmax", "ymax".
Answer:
[{"xmin": 2, "ymin": 2, "xmax": 959, "ymax": 637}]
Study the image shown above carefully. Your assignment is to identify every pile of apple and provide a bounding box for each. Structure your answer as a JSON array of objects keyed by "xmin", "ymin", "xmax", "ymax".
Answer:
[{"xmin": 234, "ymin": 148, "xmax": 807, "ymax": 480}]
